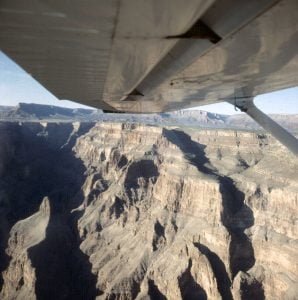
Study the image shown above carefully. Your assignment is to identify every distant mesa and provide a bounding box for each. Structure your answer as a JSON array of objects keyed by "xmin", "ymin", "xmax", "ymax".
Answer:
[
  {"xmin": 1, "ymin": 102, "xmax": 96, "ymax": 120},
  {"xmin": 0, "ymin": 103, "xmax": 297, "ymax": 132}
]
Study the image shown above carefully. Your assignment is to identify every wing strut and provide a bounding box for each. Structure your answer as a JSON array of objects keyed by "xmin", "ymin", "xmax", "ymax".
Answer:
[{"xmin": 230, "ymin": 98, "xmax": 298, "ymax": 156}]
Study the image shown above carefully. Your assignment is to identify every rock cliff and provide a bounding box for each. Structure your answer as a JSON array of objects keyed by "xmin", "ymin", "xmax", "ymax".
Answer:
[{"xmin": 0, "ymin": 122, "xmax": 297, "ymax": 300}]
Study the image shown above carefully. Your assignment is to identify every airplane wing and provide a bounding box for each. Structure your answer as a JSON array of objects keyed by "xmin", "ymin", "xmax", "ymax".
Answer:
[
  {"xmin": 1, "ymin": 0, "xmax": 298, "ymax": 154},
  {"xmin": 0, "ymin": 0, "xmax": 297, "ymax": 113}
]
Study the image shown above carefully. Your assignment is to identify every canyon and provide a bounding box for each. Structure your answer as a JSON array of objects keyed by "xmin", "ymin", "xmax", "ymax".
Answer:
[{"xmin": 0, "ymin": 121, "xmax": 297, "ymax": 300}]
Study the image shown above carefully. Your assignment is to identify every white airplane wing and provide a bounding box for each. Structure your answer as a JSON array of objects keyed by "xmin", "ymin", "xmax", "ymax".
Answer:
[
  {"xmin": 1, "ymin": 0, "xmax": 297, "ymax": 112},
  {"xmin": 0, "ymin": 0, "xmax": 298, "ymax": 154}
]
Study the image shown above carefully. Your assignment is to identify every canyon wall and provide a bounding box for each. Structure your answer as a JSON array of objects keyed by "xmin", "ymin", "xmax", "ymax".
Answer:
[{"xmin": 0, "ymin": 122, "xmax": 297, "ymax": 299}]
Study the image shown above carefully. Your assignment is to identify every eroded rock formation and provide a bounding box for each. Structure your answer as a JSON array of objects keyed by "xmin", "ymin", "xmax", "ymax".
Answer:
[{"xmin": 0, "ymin": 122, "xmax": 297, "ymax": 299}]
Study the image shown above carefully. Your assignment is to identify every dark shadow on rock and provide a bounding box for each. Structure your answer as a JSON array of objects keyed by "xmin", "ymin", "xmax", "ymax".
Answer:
[
  {"xmin": 27, "ymin": 149, "xmax": 98, "ymax": 300},
  {"xmin": 154, "ymin": 220, "xmax": 165, "ymax": 237},
  {"xmin": 62, "ymin": 123, "xmax": 95, "ymax": 150},
  {"xmin": 109, "ymin": 196, "xmax": 126, "ymax": 219},
  {"xmin": 124, "ymin": 160, "xmax": 159, "ymax": 189},
  {"xmin": 163, "ymin": 129, "xmax": 260, "ymax": 293},
  {"xmin": 219, "ymin": 177, "xmax": 255, "ymax": 278},
  {"xmin": 0, "ymin": 123, "xmax": 98, "ymax": 298},
  {"xmin": 0, "ymin": 243, "xmax": 9, "ymax": 289},
  {"xmin": 152, "ymin": 220, "xmax": 166, "ymax": 251},
  {"xmin": 0, "ymin": 123, "xmax": 53, "ymax": 291},
  {"xmin": 124, "ymin": 159, "xmax": 159, "ymax": 201},
  {"xmin": 162, "ymin": 129, "xmax": 210, "ymax": 174},
  {"xmin": 148, "ymin": 279, "xmax": 166, "ymax": 300},
  {"xmin": 241, "ymin": 277, "xmax": 265, "ymax": 300},
  {"xmin": 28, "ymin": 198, "xmax": 98, "ymax": 300},
  {"xmin": 194, "ymin": 242, "xmax": 233, "ymax": 300},
  {"xmin": 178, "ymin": 259, "xmax": 207, "ymax": 300}
]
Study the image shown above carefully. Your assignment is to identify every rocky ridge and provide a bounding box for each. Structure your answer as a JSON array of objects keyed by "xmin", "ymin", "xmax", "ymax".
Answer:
[
  {"xmin": 0, "ymin": 121, "xmax": 297, "ymax": 299},
  {"xmin": 1, "ymin": 103, "xmax": 298, "ymax": 132}
]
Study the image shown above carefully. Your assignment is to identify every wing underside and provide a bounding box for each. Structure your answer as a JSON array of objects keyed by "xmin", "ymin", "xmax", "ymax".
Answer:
[{"xmin": 0, "ymin": 0, "xmax": 297, "ymax": 112}]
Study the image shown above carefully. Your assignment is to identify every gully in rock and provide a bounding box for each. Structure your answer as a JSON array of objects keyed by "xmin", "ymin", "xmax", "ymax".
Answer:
[{"xmin": 164, "ymin": 129, "xmax": 264, "ymax": 298}]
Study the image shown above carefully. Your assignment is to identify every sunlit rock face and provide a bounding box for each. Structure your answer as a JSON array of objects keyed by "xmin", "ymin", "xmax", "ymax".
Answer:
[{"xmin": 0, "ymin": 122, "xmax": 297, "ymax": 300}]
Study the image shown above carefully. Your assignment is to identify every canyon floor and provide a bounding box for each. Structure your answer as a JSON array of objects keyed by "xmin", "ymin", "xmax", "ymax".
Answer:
[{"xmin": 0, "ymin": 121, "xmax": 297, "ymax": 300}]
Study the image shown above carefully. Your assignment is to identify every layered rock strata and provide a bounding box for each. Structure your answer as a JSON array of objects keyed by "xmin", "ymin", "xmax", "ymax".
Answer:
[{"xmin": 0, "ymin": 122, "xmax": 297, "ymax": 300}]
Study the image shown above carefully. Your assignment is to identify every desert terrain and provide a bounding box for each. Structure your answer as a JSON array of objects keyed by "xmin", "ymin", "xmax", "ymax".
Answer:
[{"xmin": 0, "ymin": 119, "xmax": 297, "ymax": 300}]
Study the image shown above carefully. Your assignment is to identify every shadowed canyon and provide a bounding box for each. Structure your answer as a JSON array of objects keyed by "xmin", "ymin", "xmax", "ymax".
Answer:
[{"xmin": 0, "ymin": 121, "xmax": 297, "ymax": 300}]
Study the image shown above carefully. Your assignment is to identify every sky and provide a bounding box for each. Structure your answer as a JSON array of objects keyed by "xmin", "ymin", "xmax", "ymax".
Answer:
[{"xmin": 0, "ymin": 51, "xmax": 297, "ymax": 115}]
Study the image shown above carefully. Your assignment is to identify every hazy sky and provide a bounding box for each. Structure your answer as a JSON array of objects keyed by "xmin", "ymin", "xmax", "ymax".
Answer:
[{"xmin": 0, "ymin": 51, "xmax": 297, "ymax": 115}]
